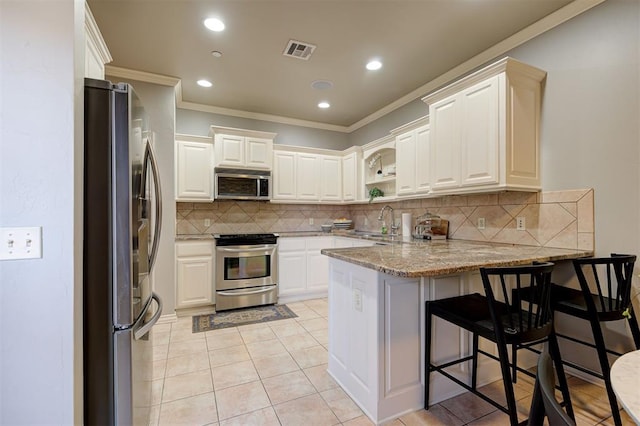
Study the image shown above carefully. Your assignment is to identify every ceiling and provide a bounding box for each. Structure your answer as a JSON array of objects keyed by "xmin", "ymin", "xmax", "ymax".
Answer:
[{"xmin": 88, "ymin": 0, "xmax": 576, "ymax": 129}]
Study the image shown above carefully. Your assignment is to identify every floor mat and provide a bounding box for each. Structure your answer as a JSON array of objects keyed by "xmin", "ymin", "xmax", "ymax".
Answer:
[{"xmin": 192, "ymin": 304, "xmax": 297, "ymax": 333}]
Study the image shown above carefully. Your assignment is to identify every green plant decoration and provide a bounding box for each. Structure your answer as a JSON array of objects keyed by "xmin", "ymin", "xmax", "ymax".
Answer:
[{"xmin": 368, "ymin": 186, "xmax": 384, "ymax": 203}]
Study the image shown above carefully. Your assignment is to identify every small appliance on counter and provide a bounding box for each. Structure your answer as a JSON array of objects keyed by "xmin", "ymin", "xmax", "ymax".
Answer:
[
  {"xmin": 413, "ymin": 211, "xmax": 448, "ymax": 240},
  {"xmin": 333, "ymin": 218, "xmax": 353, "ymax": 230}
]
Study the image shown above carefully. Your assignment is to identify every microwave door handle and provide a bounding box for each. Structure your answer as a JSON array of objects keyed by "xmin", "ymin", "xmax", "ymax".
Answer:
[
  {"xmin": 144, "ymin": 140, "xmax": 162, "ymax": 270},
  {"xmin": 217, "ymin": 245, "xmax": 277, "ymax": 253}
]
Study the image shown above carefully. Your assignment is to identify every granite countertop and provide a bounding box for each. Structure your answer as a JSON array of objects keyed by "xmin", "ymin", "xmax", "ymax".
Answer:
[
  {"xmin": 321, "ymin": 240, "xmax": 593, "ymax": 278},
  {"xmin": 176, "ymin": 234, "xmax": 215, "ymax": 241}
]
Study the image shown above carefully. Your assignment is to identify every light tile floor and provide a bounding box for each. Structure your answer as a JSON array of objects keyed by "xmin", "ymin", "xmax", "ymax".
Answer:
[{"xmin": 150, "ymin": 298, "xmax": 634, "ymax": 425}]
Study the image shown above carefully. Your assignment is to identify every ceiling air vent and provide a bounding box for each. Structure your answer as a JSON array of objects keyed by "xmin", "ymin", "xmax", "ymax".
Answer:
[{"xmin": 283, "ymin": 39, "xmax": 316, "ymax": 60}]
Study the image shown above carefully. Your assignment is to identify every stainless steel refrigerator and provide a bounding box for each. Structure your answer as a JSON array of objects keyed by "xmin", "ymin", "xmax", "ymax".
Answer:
[{"xmin": 83, "ymin": 78, "xmax": 163, "ymax": 425}]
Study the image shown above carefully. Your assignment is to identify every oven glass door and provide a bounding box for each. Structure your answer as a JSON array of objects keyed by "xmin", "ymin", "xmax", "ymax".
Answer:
[{"xmin": 216, "ymin": 245, "xmax": 277, "ymax": 290}]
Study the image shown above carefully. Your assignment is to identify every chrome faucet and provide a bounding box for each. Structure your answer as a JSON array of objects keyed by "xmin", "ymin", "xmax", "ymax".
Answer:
[{"xmin": 378, "ymin": 205, "xmax": 399, "ymax": 235}]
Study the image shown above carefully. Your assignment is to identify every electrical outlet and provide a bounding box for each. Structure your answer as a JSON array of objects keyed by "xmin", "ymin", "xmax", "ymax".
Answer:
[
  {"xmin": 516, "ymin": 217, "xmax": 526, "ymax": 231},
  {"xmin": 364, "ymin": 217, "xmax": 369, "ymax": 226},
  {"xmin": 309, "ymin": 217, "xmax": 314, "ymax": 225},
  {"xmin": 0, "ymin": 227, "xmax": 42, "ymax": 260},
  {"xmin": 204, "ymin": 218, "xmax": 211, "ymax": 227},
  {"xmin": 477, "ymin": 217, "xmax": 486, "ymax": 230}
]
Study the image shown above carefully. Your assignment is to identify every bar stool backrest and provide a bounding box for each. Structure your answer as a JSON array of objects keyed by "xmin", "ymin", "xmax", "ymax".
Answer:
[
  {"xmin": 572, "ymin": 254, "xmax": 636, "ymax": 319},
  {"xmin": 480, "ymin": 262, "xmax": 555, "ymax": 343}
]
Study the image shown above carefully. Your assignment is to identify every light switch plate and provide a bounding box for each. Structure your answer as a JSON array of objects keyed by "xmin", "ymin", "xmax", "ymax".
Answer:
[
  {"xmin": 0, "ymin": 227, "xmax": 42, "ymax": 260},
  {"xmin": 516, "ymin": 217, "xmax": 526, "ymax": 231}
]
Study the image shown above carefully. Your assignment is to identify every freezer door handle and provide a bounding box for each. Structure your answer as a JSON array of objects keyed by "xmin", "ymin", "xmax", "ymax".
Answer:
[
  {"xmin": 143, "ymin": 140, "xmax": 162, "ymax": 270},
  {"xmin": 133, "ymin": 292, "xmax": 163, "ymax": 340}
]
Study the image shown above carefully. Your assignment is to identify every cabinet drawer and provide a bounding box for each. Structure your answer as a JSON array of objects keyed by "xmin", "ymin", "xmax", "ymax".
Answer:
[
  {"xmin": 306, "ymin": 236, "xmax": 334, "ymax": 250},
  {"xmin": 278, "ymin": 238, "xmax": 306, "ymax": 252},
  {"xmin": 176, "ymin": 241, "xmax": 214, "ymax": 257}
]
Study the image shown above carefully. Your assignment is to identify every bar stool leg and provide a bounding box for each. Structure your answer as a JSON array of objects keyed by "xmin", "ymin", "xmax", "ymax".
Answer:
[
  {"xmin": 548, "ymin": 330, "xmax": 575, "ymax": 421},
  {"xmin": 495, "ymin": 338, "xmax": 519, "ymax": 426},
  {"xmin": 589, "ymin": 317, "xmax": 622, "ymax": 426},
  {"xmin": 424, "ymin": 303, "xmax": 432, "ymax": 410},
  {"xmin": 628, "ymin": 309, "xmax": 640, "ymax": 349},
  {"xmin": 471, "ymin": 333, "xmax": 479, "ymax": 390}
]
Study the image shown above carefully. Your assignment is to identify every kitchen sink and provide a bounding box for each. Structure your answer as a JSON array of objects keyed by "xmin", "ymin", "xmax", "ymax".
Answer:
[{"xmin": 353, "ymin": 230, "xmax": 386, "ymax": 238}]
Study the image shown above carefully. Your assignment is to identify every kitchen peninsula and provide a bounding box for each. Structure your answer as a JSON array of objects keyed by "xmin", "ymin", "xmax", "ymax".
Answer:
[{"xmin": 321, "ymin": 240, "xmax": 592, "ymax": 424}]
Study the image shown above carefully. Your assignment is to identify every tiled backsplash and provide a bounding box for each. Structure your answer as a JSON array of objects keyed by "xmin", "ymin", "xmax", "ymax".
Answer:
[{"xmin": 177, "ymin": 189, "xmax": 594, "ymax": 251}]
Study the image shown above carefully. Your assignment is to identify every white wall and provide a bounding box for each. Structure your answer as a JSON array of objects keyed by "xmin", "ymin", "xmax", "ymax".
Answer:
[
  {"xmin": 0, "ymin": 0, "xmax": 83, "ymax": 423},
  {"xmin": 176, "ymin": 108, "xmax": 352, "ymax": 150}
]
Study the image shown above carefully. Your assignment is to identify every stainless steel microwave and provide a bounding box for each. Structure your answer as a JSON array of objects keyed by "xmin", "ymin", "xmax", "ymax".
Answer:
[{"xmin": 214, "ymin": 168, "xmax": 271, "ymax": 200}]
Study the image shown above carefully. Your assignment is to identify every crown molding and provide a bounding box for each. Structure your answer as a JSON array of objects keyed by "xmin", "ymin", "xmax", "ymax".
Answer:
[
  {"xmin": 105, "ymin": 65, "xmax": 180, "ymax": 87},
  {"xmin": 178, "ymin": 101, "xmax": 350, "ymax": 133},
  {"xmin": 85, "ymin": 4, "xmax": 112, "ymax": 64},
  {"xmin": 104, "ymin": 0, "xmax": 604, "ymax": 135}
]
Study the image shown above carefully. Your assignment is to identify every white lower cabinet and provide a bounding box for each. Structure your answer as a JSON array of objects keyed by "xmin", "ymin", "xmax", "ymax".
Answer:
[
  {"xmin": 278, "ymin": 236, "xmax": 375, "ymax": 303},
  {"xmin": 175, "ymin": 240, "xmax": 214, "ymax": 309},
  {"xmin": 326, "ymin": 260, "xmax": 523, "ymax": 424},
  {"xmin": 278, "ymin": 238, "xmax": 308, "ymax": 298}
]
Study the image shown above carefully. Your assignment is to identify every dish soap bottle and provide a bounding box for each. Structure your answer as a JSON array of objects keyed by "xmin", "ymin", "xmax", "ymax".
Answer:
[{"xmin": 381, "ymin": 221, "xmax": 388, "ymax": 234}]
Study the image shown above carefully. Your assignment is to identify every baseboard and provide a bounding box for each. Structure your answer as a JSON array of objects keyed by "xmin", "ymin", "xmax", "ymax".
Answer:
[{"xmin": 157, "ymin": 312, "xmax": 178, "ymax": 325}]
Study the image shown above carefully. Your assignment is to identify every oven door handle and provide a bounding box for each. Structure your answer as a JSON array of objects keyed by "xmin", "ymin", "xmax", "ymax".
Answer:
[
  {"xmin": 217, "ymin": 286, "xmax": 275, "ymax": 296},
  {"xmin": 217, "ymin": 245, "xmax": 277, "ymax": 253}
]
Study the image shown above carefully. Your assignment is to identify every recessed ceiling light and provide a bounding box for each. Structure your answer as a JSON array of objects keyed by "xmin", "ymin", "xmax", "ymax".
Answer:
[
  {"xmin": 318, "ymin": 102, "xmax": 330, "ymax": 109},
  {"xmin": 366, "ymin": 60, "xmax": 382, "ymax": 71},
  {"xmin": 311, "ymin": 80, "xmax": 333, "ymax": 90},
  {"xmin": 197, "ymin": 79, "xmax": 213, "ymax": 88},
  {"xmin": 211, "ymin": 50, "xmax": 223, "ymax": 58},
  {"xmin": 204, "ymin": 18, "xmax": 225, "ymax": 32}
]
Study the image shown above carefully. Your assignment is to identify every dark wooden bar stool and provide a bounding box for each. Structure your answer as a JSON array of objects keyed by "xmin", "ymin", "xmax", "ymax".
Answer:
[
  {"xmin": 550, "ymin": 254, "xmax": 639, "ymax": 426},
  {"xmin": 424, "ymin": 262, "xmax": 574, "ymax": 426}
]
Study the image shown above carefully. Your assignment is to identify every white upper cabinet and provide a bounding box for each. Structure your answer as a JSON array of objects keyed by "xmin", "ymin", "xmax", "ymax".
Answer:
[
  {"xmin": 84, "ymin": 4, "xmax": 112, "ymax": 79},
  {"xmin": 320, "ymin": 155, "xmax": 342, "ymax": 201},
  {"xmin": 342, "ymin": 151, "xmax": 358, "ymax": 201},
  {"xmin": 296, "ymin": 153, "xmax": 321, "ymax": 200},
  {"xmin": 273, "ymin": 150, "xmax": 297, "ymax": 200},
  {"xmin": 209, "ymin": 126, "xmax": 276, "ymax": 170},
  {"xmin": 272, "ymin": 146, "xmax": 356, "ymax": 203},
  {"xmin": 175, "ymin": 134, "xmax": 214, "ymax": 201},
  {"xmin": 392, "ymin": 117, "xmax": 430, "ymax": 197},
  {"xmin": 423, "ymin": 57, "xmax": 546, "ymax": 195}
]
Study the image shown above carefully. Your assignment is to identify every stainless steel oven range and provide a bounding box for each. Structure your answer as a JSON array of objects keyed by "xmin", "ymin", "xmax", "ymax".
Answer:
[{"xmin": 214, "ymin": 233, "xmax": 279, "ymax": 311}]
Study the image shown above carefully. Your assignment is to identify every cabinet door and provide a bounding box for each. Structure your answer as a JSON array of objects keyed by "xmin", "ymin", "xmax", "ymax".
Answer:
[
  {"xmin": 306, "ymin": 237, "xmax": 333, "ymax": 292},
  {"xmin": 279, "ymin": 250, "xmax": 307, "ymax": 297},
  {"xmin": 342, "ymin": 153, "xmax": 357, "ymax": 201},
  {"xmin": 176, "ymin": 140, "xmax": 213, "ymax": 200},
  {"xmin": 273, "ymin": 151, "xmax": 297, "ymax": 199},
  {"xmin": 460, "ymin": 76, "xmax": 499, "ymax": 187},
  {"xmin": 430, "ymin": 96, "xmax": 461, "ymax": 191},
  {"xmin": 320, "ymin": 155, "xmax": 342, "ymax": 201},
  {"xmin": 395, "ymin": 131, "xmax": 416, "ymax": 196},
  {"xmin": 176, "ymin": 256, "xmax": 213, "ymax": 308},
  {"xmin": 415, "ymin": 125, "xmax": 431, "ymax": 193},
  {"xmin": 216, "ymin": 134, "xmax": 245, "ymax": 167},
  {"xmin": 245, "ymin": 137, "xmax": 272, "ymax": 169},
  {"xmin": 296, "ymin": 153, "xmax": 321, "ymax": 200}
]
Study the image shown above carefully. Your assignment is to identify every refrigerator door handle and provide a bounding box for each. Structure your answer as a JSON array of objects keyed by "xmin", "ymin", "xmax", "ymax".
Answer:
[
  {"xmin": 144, "ymin": 140, "xmax": 162, "ymax": 270},
  {"xmin": 133, "ymin": 292, "xmax": 163, "ymax": 340}
]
